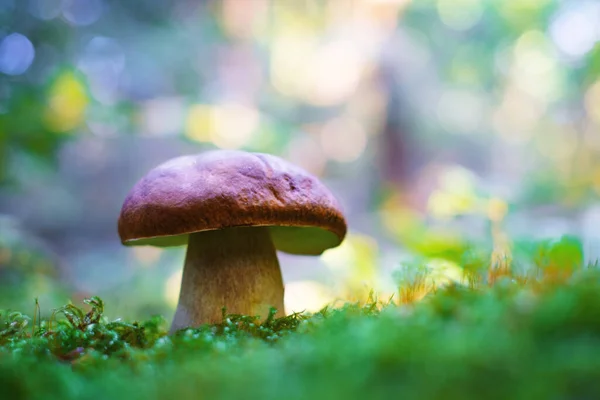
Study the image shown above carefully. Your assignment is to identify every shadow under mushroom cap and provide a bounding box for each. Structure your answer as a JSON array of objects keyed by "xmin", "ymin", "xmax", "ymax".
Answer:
[{"xmin": 118, "ymin": 150, "xmax": 348, "ymax": 256}]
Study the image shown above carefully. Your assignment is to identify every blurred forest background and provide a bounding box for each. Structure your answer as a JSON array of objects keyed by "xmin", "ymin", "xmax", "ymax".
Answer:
[{"xmin": 1, "ymin": 0, "xmax": 600, "ymax": 319}]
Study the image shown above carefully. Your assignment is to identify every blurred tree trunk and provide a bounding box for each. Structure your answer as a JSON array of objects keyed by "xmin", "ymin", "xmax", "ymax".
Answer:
[{"xmin": 375, "ymin": 58, "xmax": 417, "ymax": 207}]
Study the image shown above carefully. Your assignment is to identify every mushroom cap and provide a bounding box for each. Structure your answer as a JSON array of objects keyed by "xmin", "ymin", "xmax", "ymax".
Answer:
[{"xmin": 118, "ymin": 150, "xmax": 347, "ymax": 255}]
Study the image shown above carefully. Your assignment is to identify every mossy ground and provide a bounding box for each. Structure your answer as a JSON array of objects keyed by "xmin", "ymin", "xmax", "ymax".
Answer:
[{"xmin": 1, "ymin": 236, "xmax": 600, "ymax": 400}]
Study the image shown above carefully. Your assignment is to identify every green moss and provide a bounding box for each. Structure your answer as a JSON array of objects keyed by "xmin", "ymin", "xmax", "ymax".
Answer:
[{"xmin": 1, "ymin": 238, "xmax": 600, "ymax": 399}]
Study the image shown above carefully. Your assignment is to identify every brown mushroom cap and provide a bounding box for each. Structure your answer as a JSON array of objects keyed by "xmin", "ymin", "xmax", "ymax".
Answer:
[{"xmin": 118, "ymin": 150, "xmax": 347, "ymax": 255}]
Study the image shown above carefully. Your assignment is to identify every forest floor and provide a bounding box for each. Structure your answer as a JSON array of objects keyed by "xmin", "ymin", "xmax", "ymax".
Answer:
[{"xmin": 1, "ymin": 236, "xmax": 600, "ymax": 400}]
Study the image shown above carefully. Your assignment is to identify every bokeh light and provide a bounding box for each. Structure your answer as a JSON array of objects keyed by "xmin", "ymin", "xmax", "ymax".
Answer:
[
  {"xmin": 437, "ymin": 0, "xmax": 483, "ymax": 31},
  {"xmin": 549, "ymin": 1, "xmax": 600, "ymax": 60},
  {"xmin": 77, "ymin": 36, "xmax": 125, "ymax": 105},
  {"xmin": 62, "ymin": 0, "xmax": 103, "ymax": 26},
  {"xmin": 0, "ymin": 33, "xmax": 35, "ymax": 76},
  {"xmin": 185, "ymin": 103, "xmax": 260, "ymax": 149},
  {"xmin": 271, "ymin": 36, "xmax": 366, "ymax": 106},
  {"xmin": 43, "ymin": 71, "xmax": 89, "ymax": 133},
  {"xmin": 512, "ymin": 30, "xmax": 562, "ymax": 101}
]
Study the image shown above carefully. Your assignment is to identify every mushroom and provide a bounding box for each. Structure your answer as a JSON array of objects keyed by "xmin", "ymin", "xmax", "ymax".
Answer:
[{"xmin": 118, "ymin": 150, "xmax": 347, "ymax": 332}]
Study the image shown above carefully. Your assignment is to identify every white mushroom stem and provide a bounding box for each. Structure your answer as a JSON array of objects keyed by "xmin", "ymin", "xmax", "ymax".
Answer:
[{"xmin": 170, "ymin": 226, "xmax": 285, "ymax": 333}]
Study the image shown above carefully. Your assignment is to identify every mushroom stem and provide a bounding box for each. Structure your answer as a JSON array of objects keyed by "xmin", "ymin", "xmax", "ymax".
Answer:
[{"xmin": 170, "ymin": 226, "xmax": 285, "ymax": 333}]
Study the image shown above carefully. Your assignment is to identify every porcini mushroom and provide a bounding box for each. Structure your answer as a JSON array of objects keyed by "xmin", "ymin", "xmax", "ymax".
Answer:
[{"xmin": 118, "ymin": 150, "xmax": 347, "ymax": 332}]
